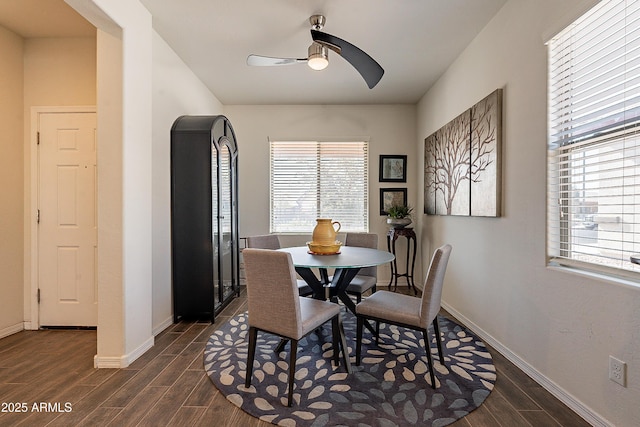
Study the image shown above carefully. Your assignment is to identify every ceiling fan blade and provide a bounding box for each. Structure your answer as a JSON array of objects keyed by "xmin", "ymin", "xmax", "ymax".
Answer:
[
  {"xmin": 311, "ymin": 29, "xmax": 384, "ymax": 89},
  {"xmin": 247, "ymin": 54, "xmax": 307, "ymax": 66}
]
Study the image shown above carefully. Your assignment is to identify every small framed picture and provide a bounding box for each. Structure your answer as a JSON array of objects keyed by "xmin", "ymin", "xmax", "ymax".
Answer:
[
  {"xmin": 379, "ymin": 155, "xmax": 407, "ymax": 182},
  {"xmin": 380, "ymin": 188, "xmax": 407, "ymax": 215}
]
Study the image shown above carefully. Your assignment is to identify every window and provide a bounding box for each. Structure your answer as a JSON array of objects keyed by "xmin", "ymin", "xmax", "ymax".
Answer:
[
  {"xmin": 270, "ymin": 140, "xmax": 368, "ymax": 233},
  {"xmin": 548, "ymin": 0, "xmax": 640, "ymax": 275}
]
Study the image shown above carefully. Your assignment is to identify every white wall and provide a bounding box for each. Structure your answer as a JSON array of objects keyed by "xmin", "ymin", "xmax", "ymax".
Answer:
[
  {"xmin": 23, "ymin": 38, "xmax": 96, "ymax": 105},
  {"xmin": 95, "ymin": 27, "xmax": 124, "ymax": 365},
  {"xmin": 224, "ymin": 104, "xmax": 417, "ymax": 282},
  {"xmin": 151, "ymin": 31, "xmax": 224, "ymax": 333},
  {"xmin": 0, "ymin": 26, "xmax": 24, "ymax": 338},
  {"xmin": 417, "ymin": 1, "xmax": 639, "ymax": 425}
]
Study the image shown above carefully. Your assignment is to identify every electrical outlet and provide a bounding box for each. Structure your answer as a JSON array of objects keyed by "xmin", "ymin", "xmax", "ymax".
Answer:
[{"xmin": 609, "ymin": 356, "xmax": 627, "ymax": 387}]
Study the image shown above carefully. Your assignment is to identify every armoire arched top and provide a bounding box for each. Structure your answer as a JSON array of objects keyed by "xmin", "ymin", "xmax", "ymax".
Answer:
[
  {"xmin": 170, "ymin": 115, "xmax": 240, "ymax": 322},
  {"xmin": 171, "ymin": 115, "xmax": 238, "ymax": 154}
]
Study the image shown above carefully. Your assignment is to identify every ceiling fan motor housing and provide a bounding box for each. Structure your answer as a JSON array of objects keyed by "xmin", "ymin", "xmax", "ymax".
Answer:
[{"xmin": 307, "ymin": 42, "xmax": 329, "ymax": 70}]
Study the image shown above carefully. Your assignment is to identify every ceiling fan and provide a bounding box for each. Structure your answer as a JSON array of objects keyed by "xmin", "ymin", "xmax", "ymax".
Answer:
[{"xmin": 247, "ymin": 15, "xmax": 384, "ymax": 89}]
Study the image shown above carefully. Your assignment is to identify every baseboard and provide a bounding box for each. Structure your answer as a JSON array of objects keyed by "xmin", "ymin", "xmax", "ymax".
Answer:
[
  {"xmin": 0, "ymin": 322, "xmax": 23, "ymax": 339},
  {"xmin": 93, "ymin": 355, "xmax": 125, "ymax": 369},
  {"xmin": 93, "ymin": 335, "xmax": 154, "ymax": 368},
  {"xmin": 23, "ymin": 321, "xmax": 37, "ymax": 331},
  {"xmin": 153, "ymin": 316, "xmax": 174, "ymax": 336},
  {"xmin": 441, "ymin": 302, "xmax": 610, "ymax": 427}
]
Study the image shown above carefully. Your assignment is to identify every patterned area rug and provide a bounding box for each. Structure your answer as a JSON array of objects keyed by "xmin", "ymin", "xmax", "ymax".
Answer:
[{"xmin": 204, "ymin": 309, "xmax": 495, "ymax": 427}]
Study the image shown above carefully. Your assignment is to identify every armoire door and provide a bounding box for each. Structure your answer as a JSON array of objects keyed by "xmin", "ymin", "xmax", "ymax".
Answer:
[{"xmin": 219, "ymin": 143, "xmax": 235, "ymax": 303}]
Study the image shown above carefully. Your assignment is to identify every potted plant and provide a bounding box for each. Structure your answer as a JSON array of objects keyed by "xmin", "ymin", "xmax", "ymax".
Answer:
[{"xmin": 386, "ymin": 204, "xmax": 413, "ymax": 228}]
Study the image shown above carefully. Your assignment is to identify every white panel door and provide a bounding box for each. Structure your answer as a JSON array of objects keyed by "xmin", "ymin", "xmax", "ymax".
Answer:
[{"xmin": 38, "ymin": 112, "xmax": 97, "ymax": 326}]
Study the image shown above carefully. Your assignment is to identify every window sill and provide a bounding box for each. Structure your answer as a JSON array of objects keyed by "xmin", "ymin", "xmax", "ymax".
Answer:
[{"xmin": 547, "ymin": 262, "xmax": 640, "ymax": 291}]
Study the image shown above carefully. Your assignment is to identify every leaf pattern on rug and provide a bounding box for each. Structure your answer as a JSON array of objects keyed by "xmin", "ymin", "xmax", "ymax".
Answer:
[{"xmin": 204, "ymin": 310, "xmax": 495, "ymax": 427}]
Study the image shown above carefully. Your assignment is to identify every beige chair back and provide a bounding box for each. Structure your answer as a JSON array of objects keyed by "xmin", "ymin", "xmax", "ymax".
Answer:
[
  {"xmin": 242, "ymin": 248, "xmax": 303, "ymax": 339},
  {"xmin": 419, "ymin": 244, "xmax": 452, "ymax": 328},
  {"xmin": 345, "ymin": 232, "xmax": 378, "ymax": 278},
  {"xmin": 246, "ymin": 234, "xmax": 281, "ymax": 250}
]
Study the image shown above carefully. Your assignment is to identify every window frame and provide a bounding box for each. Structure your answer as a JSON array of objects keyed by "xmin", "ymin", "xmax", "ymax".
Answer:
[
  {"xmin": 547, "ymin": 0, "xmax": 640, "ymax": 279},
  {"xmin": 269, "ymin": 139, "xmax": 369, "ymax": 234}
]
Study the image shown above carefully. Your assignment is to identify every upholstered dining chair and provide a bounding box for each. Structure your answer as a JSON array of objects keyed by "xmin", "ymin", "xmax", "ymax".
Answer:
[
  {"xmin": 355, "ymin": 244, "xmax": 452, "ymax": 389},
  {"xmin": 343, "ymin": 232, "xmax": 379, "ymax": 302},
  {"xmin": 242, "ymin": 248, "xmax": 351, "ymax": 407},
  {"xmin": 246, "ymin": 234, "xmax": 313, "ymax": 297}
]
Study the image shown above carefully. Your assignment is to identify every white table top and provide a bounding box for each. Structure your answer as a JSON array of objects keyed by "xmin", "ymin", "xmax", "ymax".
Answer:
[{"xmin": 278, "ymin": 246, "xmax": 395, "ymax": 269}]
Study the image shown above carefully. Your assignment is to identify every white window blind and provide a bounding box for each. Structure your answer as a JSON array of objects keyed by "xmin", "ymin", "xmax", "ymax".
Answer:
[
  {"xmin": 548, "ymin": 0, "xmax": 640, "ymax": 275},
  {"xmin": 270, "ymin": 140, "xmax": 368, "ymax": 233}
]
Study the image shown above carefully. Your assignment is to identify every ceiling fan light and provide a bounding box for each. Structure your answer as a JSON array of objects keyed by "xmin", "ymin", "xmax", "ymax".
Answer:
[
  {"xmin": 308, "ymin": 56, "xmax": 328, "ymax": 71},
  {"xmin": 307, "ymin": 43, "xmax": 328, "ymax": 70}
]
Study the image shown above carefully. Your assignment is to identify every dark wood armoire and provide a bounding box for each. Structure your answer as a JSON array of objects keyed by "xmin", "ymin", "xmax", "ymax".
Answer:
[{"xmin": 170, "ymin": 115, "xmax": 240, "ymax": 322}]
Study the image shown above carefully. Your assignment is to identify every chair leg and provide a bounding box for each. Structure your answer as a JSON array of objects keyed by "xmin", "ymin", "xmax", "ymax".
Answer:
[
  {"xmin": 432, "ymin": 316, "xmax": 445, "ymax": 365},
  {"xmin": 287, "ymin": 339, "xmax": 298, "ymax": 407},
  {"xmin": 375, "ymin": 321, "xmax": 380, "ymax": 345},
  {"xmin": 356, "ymin": 316, "xmax": 363, "ymax": 365},
  {"xmin": 275, "ymin": 338, "xmax": 288, "ymax": 353},
  {"xmin": 337, "ymin": 314, "xmax": 351, "ymax": 374},
  {"xmin": 245, "ymin": 327, "xmax": 258, "ymax": 388},
  {"xmin": 422, "ymin": 329, "xmax": 437, "ymax": 389},
  {"xmin": 331, "ymin": 316, "xmax": 340, "ymax": 366}
]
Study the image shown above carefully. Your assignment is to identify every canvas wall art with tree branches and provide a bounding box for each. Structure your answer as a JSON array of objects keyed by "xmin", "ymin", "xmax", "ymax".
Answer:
[{"xmin": 424, "ymin": 89, "xmax": 502, "ymax": 217}]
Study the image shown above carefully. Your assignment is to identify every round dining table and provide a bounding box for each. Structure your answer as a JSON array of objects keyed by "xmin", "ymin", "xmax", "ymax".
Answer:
[{"xmin": 278, "ymin": 245, "xmax": 395, "ymax": 335}]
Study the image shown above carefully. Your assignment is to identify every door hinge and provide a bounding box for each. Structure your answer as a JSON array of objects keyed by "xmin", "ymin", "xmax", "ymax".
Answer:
[
  {"xmin": 37, "ymin": 288, "xmax": 41, "ymax": 304},
  {"xmin": 37, "ymin": 209, "xmax": 40, "ymax": 224},
  {"xmin": 37, "ymin": 131, "xmax": 40, "ymax": 145}
]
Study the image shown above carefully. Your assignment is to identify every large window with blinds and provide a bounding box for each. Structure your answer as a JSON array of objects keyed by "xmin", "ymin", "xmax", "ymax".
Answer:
[
  {"xmin": 270, "ymin": 140, "xmax": 368, "ymax": 233},
  {"xmin": 547, "ymin": 0, "xmax": 640, "ymax": 276}
]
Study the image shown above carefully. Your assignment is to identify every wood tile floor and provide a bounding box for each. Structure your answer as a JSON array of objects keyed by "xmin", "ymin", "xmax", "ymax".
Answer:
[{"xmin": 0, "ymin": 286, "xmax": 591, "ymax": 426}]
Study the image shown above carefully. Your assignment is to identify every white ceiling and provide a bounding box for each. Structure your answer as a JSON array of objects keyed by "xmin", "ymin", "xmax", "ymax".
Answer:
[
  {"xmin": 0, "ymin": 0, "xmax": 94, "ymax": 37},
  {"xmin": 0, "ymin": 0, "xmax": 507, "ymax": 105}
]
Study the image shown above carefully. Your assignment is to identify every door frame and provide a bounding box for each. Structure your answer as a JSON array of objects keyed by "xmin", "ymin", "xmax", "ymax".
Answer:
[{"xmin": 26, "ymin": 106, "xmax": 97, "ymax": 330}]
